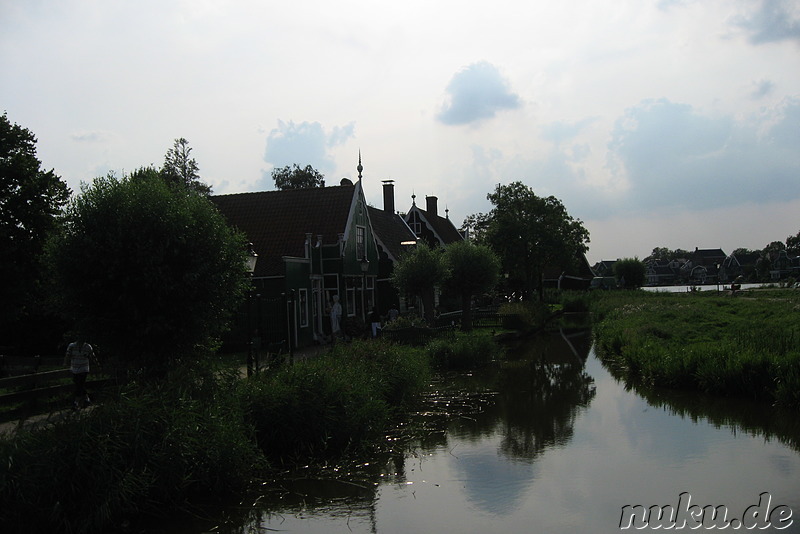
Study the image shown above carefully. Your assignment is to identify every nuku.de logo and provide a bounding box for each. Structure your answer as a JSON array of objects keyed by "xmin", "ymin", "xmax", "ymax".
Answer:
[{"xmin": 619, "ymin": 492, "xmax": 793, "ymax": 530}]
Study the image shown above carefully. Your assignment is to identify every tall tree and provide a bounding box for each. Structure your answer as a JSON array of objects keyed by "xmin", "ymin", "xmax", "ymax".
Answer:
[
  {"xmin": 271, "ymin": 164, "xmax": 325, "ymax": 190},
  {"xmin": 0, "ymin": 112, "xmax": 70, "ymax": 347},
  {"xmin": 390, "ymin": 242, "xmax": 448, "ymax": 324},
  {"xmin": 478, "ymin": 182, "xmax": 589, "ymax": 301},
  {"xmin": 786, "ymin": 230, "xmax": 800, "ymax": 256},
  {"xmin": 443, "ymin": 241, "xmax": 500, "ymax": 330},
  {"xmin": 161, "ymin": 137, "xmax": 211, "ymax": 195},
  {"xmin": 46, "ymin": 169, "xmax": 248, "ymax": 377},
  {"xmin": 613, "ymin": 258, "xmax": 646, "ymax": 288}
]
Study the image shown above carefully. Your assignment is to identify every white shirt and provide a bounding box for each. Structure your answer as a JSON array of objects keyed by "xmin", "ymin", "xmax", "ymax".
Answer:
[{"xmin": 66, "ymin": 341, "xmax": 93, "ymax": 374}]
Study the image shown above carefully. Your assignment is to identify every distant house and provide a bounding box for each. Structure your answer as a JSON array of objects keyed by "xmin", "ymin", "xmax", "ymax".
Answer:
[
  {"xmin": 645, "ymin": 259, "xmax": 680, "ymax": 286},
  {"xmin": 592, "ymin": 260, "xmax": 617, "ymax": 277},
  {"xmin": 681, "ymin": 248, "xmax": 726, "ymax": 284},
  {"xmin": 366, "ymin": 180, "xmax": 418, "ymax": 314},
  {"xmin": 402, "ymin": 194, "xmax": 464, "ymax": 247},
  {"xmin": 212, "ymin": 177, "xmax": 383, "ymax": 348},
  {"xmin": 720, "ymin": 251, "xmax": 760, "ymax": 282}
]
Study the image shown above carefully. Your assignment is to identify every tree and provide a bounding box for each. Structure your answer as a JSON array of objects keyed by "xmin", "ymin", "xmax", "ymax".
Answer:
[
  {"xmin": 613, "ymin": 258, "xmax": 646, "ymax": 288},
  {"xmin": 443, "ymin": 241, "xmax": 500, "ymax": 330},
  {"xmin": 477, "ymin": 182, "xmax": 589, "ymax": 301},
  {"xmin": 786, "ymin": 230, "xmax": 800, "ymax": 256},
  {"xmin": 271, "ymin": 164, "xmax": 325, "ymax": 190},
  {"xmin": 0, "ymin": 112, "xmax": 71, "ymax": 349},
  {"xmin": 390, "ymin": 243, "xmax": 448, "ymax": 324},
  {"xmin": 46, "ymin": 170, "xmax": 249, "ymax": 377},
  {"xmin": 161, "ymin": 137, "xmax": 211, "ymax": 195}
]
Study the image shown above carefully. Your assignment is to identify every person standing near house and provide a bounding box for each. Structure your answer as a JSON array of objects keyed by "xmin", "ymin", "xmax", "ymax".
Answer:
[
  {"xmin": 369, "ymin": 307, "xmax": 381, "ymax": 338},
  {"xmin": 64, "ymin": 336, "xmax": 95, "ymax": 410},
  {"xmin": 387, "ymin": 303, "xmax": 399, "ymax": 323},
  {"xmin": 330, "ymin": 295, "xmax": 343, "ymax": 342}
]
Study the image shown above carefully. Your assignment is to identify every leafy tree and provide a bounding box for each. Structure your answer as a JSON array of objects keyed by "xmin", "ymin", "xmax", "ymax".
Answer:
[
  {"xmin": 0, "ymin": 112, "xmax": 71, "ymax": 350},
  {"xmin": 390, "ymin": 242, "xmax": 448, "ymax": 324},
  {"xmin": 477, "ymin": 182, "xmax": 589, "ymax": 301},
  {"xmin": 161, "ymin": 137, "xmax": 211, "ymax": 195},
  {"xmin": 443, "ymin": 241, "xmax": 500, "ymax": 330},
  {"xmin": 613, "ymin": 258, "xmax": 646, "ymax": 288},
  {"xmin": 460, "ymin": 212, "xmax": 491, "ymax": 244},
  {"xmin": 271, "ymin": 164, "xmax": 325, "ymax": 190},
  {"xmin": 786, "ymin": 230, "xmax": 800, "ymax": 256},
  {"xmin": 732, "ymin": 247, "xmax": 755, "ymax": 256},
  {"xmin": 46, "ymin": 170, "xmax": 249, "ymax": 377}
]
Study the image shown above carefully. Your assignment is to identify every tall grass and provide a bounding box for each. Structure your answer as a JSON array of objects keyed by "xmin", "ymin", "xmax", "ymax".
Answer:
[
  {"xmin": 425, "ymin": 330, "xmax": 503, "ymax": 369},
  {"xmin": 592, "ymin": 290, "xmax": 800, "ymax": 407},
  {"xmin": 237, "ymin": 339, "xmax": 430, "ymax": 460},
  {"xmin": 0, "ymin": 368, "xmax": 263, "ymax": 533},
  {"xmin": 0, "ymin": 340, "xmax": 432, "ymax": 533}
]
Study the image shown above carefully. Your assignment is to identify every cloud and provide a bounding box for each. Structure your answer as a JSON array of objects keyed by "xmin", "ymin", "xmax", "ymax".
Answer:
[
  {"xmin": 734, "ymin": 0, "xmax": 800, "ymax": 45},
  {"xmin": 260, "ymin": 120, "xmax": 356, "ymax": 187},
  {"xmin": 437, "ymin": 61, "xmax": 521, "ymax": 126},
  {"xmin": 607, "ymin": 97, "xmax": 800, "ymax": 213},
  {"xmin": 540, "ymin": 118, "xmax": 596, "ymax": 146},
  {"xmin": 750, "ymin": 78, "xmax": 776, "ymax": 99},
  {"xmin": 70, "ymin": 130, "xmax": 112, "ymax": 143}
]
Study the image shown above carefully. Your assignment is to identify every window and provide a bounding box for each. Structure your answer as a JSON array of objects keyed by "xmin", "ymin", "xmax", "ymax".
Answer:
[
  {"xmin": 298, "ymin": 288, "xmax": 308, "ymax": 327},
  {"xmin": 356, "ymin": 225, "xmax": 366, "ymax": 259}
]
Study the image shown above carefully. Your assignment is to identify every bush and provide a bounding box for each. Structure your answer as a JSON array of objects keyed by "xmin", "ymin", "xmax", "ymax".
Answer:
[
  {"xmin": 0, "ymin": 370, "xmax": 263, "ymax": 533},
  {"xmin": 499, "ymin": 301, "xmax": 551, "ymax": 331},
  {"xmin": 238, "ymin": 340, "xmax": 429, "ymax": 459},
  {"xmin": 425, "ymin": 332, "xmax": 502, "ymax": 370}
]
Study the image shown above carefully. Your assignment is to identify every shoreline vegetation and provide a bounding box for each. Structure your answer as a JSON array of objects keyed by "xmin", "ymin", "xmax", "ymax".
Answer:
[
  {"xmin": 0, "ymin": 334, "xmax": 503, "ymax": 533},
  {"xmin": 4, "ymin": 288, "xmax": 799, "ymax": 532},
  {"xmin": 590, "ymin": 288, "xmax": 800, "ymax": 409}
]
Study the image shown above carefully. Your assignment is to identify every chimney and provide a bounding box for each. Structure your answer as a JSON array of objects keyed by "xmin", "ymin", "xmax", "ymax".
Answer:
[
  {"xmin": 382, "ymin": 180, "xmax": 395, "ymax": 214},
  {"xmin": 426, "ymin": 195, "xmax": 438, "ymax": 217}
]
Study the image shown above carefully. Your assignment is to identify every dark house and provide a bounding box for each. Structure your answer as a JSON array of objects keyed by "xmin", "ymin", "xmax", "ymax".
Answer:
[
  {"xmin": 212, "ymin": 178, "xmax": 381, "ymax": 347},
  {"xmin": 403, "ymin": 194, "xmax": 464, "ymax": 247}
]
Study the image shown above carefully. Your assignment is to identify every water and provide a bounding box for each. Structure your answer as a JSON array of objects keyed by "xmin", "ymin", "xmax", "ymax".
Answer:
[
  {"xmin": 192, "ymin": 331, "xmax": 800, "ymax": 533},
  {"xmin": 643, "ymin": 283, "xmax": 764, "ymax": 292}
]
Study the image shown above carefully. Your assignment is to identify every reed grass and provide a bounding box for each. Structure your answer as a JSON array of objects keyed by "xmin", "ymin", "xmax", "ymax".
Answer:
[
  {"xmin": 237, "ymin": 339, "xmax": 430, "ymax": 460},
  {"xmin": 425, "ymin": 330, "xmax": 503, "ymax": 369},
  {"xmin": 592, "ymin": 289, "xmax": 800, "ymax": 407}
]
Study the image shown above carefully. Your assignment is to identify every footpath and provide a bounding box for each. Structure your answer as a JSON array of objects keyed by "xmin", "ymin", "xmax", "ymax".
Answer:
[{"xmin": 1, "ymin": 344, "xmax": 329, "ymax": 439}]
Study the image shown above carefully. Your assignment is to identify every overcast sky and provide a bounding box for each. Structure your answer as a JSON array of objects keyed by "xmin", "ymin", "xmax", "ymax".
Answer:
[{"xmin": 2, "ymin": 0, "xmax": 798, "ymax": 263}]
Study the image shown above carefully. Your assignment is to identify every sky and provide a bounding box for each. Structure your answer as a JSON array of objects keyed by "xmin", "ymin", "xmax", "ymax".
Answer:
[{"xmin": 2, "ymin": 0, "xmax": 798, "ymax": 264}]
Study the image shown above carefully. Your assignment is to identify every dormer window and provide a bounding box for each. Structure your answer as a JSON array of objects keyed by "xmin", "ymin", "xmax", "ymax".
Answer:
[{"xmin": 356, "ymin": 225, "xmax": 366, "ymax": 259}]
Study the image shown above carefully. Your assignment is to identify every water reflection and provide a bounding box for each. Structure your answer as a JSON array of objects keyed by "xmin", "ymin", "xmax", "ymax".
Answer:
[{"xmin": 181, "ymin": 330, "xmax": 800, "ymax": 534}]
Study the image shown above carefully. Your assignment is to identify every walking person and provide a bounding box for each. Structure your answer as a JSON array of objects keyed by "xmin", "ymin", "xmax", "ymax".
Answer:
[
  {"xmin": 330, "ymin": 295, "xmax": 343, "ymax": 343},
  {"xmin": 64, "ymin": 336, "xmax": 95, "ymax": 410},
  {"xmin": 369, "ymin": 306, "xmax": 381, "ymax": 338}
]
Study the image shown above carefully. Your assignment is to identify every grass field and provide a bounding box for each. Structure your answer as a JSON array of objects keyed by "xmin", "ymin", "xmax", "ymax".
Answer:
[{"xmin": 590, "ymin": 288, "xmax": 800, "ymax": 408}]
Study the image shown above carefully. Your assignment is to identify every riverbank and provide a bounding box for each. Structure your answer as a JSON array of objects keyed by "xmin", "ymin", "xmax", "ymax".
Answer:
[
  {"xmin": 0, "ymin": 333, "xmax": 503, "ymax": 533},
  {"xmin": 590, "ymin": 288, "xmax": 800, "ymax": 408}
]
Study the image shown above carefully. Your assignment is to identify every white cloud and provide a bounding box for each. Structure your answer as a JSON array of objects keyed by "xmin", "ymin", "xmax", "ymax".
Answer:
[
  {"xmin": 734, "ymin": 0, "xmax": 800, "ymax": 45},
  {"xmin": 259, "ymin": 120, "xmax": 356, "ymax": 188},
  {"xmin": 438, "ymin": 62, "xmax": 522, "ymax": 126}
]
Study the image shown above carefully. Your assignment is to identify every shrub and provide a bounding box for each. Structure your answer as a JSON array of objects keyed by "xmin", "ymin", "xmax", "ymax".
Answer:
[
  {"xmin": 426, "ymin": 332, "xmax": 502, "ymax": 370},
  {"xmin": 238, "ymin": 340, "xmax": 429, "ymax": 459},
  {"xmin": 0, "ymin": 371, "xmax": 263, "ymax": 533}
]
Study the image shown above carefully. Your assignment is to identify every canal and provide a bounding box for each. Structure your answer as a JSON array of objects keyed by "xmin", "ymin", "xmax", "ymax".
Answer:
[{"xmin": 185, "ymin": 330, "xmax": 800, "ymax": 533}]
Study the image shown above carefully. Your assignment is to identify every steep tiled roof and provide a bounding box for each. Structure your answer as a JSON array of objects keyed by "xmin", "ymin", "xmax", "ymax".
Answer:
[
  {"xmin": 211, "ymin": 185, "xmax": 355, "ymax": 277},
  {"xmin": 367, "ymin": 206, "xmax": 417, "ymax": 261},
  {"xmin": 424, "ymin": 211, "xmax": 464, "ymax": 244}
]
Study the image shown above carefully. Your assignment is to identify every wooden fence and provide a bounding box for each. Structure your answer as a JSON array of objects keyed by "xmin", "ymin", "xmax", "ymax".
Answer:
[{"xmin": 0, "ymin": 355, "xmax": 112, "ymax": 418}]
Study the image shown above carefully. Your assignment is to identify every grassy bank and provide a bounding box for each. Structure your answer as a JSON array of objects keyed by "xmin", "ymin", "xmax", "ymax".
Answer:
[
  {"xmin": 0, "ymin": 338, "xmax": 443, "ymax": 533},
  {"xmin": 591, "ymin": 289, "xmax": 800, "ymax": 407}
]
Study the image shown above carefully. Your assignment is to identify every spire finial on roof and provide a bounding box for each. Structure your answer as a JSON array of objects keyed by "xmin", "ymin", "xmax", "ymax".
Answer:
[
  {"xmin": 445, "ymin": 205, "xmax": 450, "ymax": 219},
  {"xmin": 357, "ymin": 150, "xmax": 363, "ymax": 180},
  {"xmin": 411, "ymin": 190, "xmax": 416, "ymax": 206}
]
